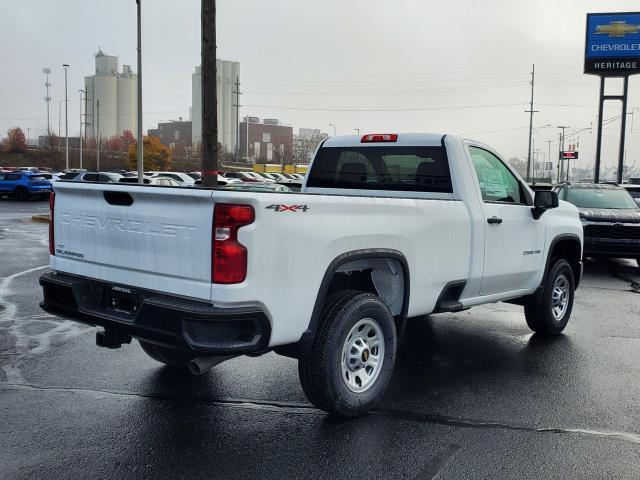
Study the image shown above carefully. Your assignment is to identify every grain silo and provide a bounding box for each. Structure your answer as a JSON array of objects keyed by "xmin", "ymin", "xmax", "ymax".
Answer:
[
  {"xmin": 84, "ymin": 50, "xmax": 138, "ymax": 141},
  {"xmin": 192, "ymin": 59, "xmax": 240, "ymax": 153}
]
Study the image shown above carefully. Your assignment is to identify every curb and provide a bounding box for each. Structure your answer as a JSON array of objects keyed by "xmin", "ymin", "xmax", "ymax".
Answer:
[{"xmin": 31, "ymin": 214, "xmax": 51, "ymax": 224}]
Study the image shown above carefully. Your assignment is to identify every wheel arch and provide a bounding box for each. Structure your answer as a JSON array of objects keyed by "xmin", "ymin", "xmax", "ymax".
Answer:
[
  {"xmin": 275, "ymin": 249, "xmax": 410, "ymax": 359},
  {"xmin": 545, "ymin": 234, "xmax": 582, "ymax": 289}
]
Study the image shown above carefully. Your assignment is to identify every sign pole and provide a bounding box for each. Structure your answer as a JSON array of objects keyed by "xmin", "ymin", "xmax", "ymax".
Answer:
[
  {"xmin": 617, "ymin": 76, "xmax": 629, "ymax": 184},
  {"xmin": 594, "ymin": 75, "xmax": 605, "ymax": 184}
]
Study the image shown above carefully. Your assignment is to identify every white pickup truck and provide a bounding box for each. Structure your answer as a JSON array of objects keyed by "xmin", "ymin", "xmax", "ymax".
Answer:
[{"xmin": 40, "ymin": 133, "xmax": 583, "ymax": 416}]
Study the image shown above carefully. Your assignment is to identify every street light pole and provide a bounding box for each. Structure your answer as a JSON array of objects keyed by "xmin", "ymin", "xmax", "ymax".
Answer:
[
  {"xmin": 136, "ymin": 0, "xmax": 144, "ymax": 183},
  {"xmin": 78, "ymin": 89, "xmax": 84, "ymax": 169},
  {"xmin": 43, "ymin": 68, "xmax": 51, "ymax": 143},
  {"xmin": 63, "ymin": 64, "xmax": 70, "ymax": 170},
  {"xmin": 329, "ymin": 123, "xmax": 336, "ymax": 136}
]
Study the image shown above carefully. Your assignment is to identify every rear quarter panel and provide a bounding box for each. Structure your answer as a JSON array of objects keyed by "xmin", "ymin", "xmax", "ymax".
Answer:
[{"xmin": 211, "ymin": 191, "xmax": 471, "ymax": 346}]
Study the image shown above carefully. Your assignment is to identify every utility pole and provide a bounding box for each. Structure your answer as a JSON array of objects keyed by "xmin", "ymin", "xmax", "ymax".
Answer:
[
  {"xmin": 96, "ymin": 100, "xmax": 101, "ymax": 172},
  {"xmin": 525, "ymin": 64, "xmax": 538, "ymax": 182},
  {"xmin": 27, "ymin": 128, "xmax": 30, "ymax": 145},
  {"xmin": 233, "ymin": 75, "xmax": 241, "ymax": 162},
  {"xmin": 201, "ymin": 0, "xmax": 218, "ymax": 188},
  {"xmin": 557, "ymin": 125, "xmax": 569, "ymax": 182},
  {"xmin": 136, "ymin": 0, "xmax": 144, "ymax": 183},
  {"xmin": 546, "ymin": 140, "xmax": 553, "ymax": 181},
  {"xmin": 78, "ymin": 89, "xmax": 84, "ymax": 169},
  {"xmin": 43, "ymin": 68, "xmax": 52, "ymax": 144},
  {"xmin": 63, "ymin": 64, "xmax": 70, "ymax": 170}
]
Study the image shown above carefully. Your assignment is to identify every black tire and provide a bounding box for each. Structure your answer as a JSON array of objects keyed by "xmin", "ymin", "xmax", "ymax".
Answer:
[
  {"xmin": 14, "ymin": 187, "xmax": 30, "ymax": 201},
  {"xmin": 139, "ymin": 340, "xmax": 197, "ymax": 368},
  {"xmin": 525, "ymin": 258, "xmax": 575, "ymax": 335},
  {"xmin": 298, "ymin": 291, "xmax": 397, "ymax": 417}
]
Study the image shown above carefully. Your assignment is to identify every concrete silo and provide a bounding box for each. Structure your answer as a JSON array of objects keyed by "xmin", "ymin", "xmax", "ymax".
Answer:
[
  {"xmin": 117, "ymin": 65, "xmax": 137, "ymax": 136},
  {"xmin": 191, "ymin": 60, "xmax": 240, "ymax": 153},
  {"xmin": 192, "ymin": 66, "xmax": 202, "ymax": 145},
  {"xmin": 84, "ymin": 50, "xmax": 138, "ymax": 141}
]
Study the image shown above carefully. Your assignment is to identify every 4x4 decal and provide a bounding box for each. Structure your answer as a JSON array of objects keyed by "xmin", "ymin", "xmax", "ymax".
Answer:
[{"xmin": 266, "ymin": 204, "xmax": 309, "ymax": 212}]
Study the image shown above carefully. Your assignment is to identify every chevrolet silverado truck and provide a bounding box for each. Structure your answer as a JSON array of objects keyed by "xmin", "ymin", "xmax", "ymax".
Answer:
[{"xmin": 40, "ymin": 133, "xmax": 583, "ymax": 417}]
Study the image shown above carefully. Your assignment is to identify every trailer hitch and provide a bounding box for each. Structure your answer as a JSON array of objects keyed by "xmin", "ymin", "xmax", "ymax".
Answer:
[{"xmin": 96, "ymin": 329, "xmax": 132, "ymax": 349}]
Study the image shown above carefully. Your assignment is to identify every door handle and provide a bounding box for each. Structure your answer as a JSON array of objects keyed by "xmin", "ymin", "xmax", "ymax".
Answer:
[{"xmin": 487, "ymin": 216, "xmax": 503, "ymax": 225}]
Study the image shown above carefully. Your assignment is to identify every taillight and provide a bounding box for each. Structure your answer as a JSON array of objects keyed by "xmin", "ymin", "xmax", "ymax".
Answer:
[
  {"xmin": 212, "ymin": 204, "xmax": 254, "ymax": 284},
  {"xmin": 48, "ymin": 192, "xmax": 55, "ymax": 255},
  {"xmin": 361, "ymin": 133, "xmax": 398, "ymax": 143}
]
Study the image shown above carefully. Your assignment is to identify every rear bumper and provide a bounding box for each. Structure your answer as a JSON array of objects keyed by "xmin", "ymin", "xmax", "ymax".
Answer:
[
  {"xmin": 584, "ymin": 237, "xmax": 640, "ymax": 259},
  {"xmin": 40, "ymin": 272, "xmax": 271, "ymax": 354}
]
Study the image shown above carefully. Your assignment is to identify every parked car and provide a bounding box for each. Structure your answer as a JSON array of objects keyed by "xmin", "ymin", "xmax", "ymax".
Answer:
[
  {"xmin": 41, "ymin": 132, "xmax": 583, "ymax": 417},
  {"xmin": 119, "ymin": 177, "xmax": 182, "ymax": 186},
  {"xmin": 623, "ymin": 184, "xmax": 640, "ymax": 207},
  {"xmin": 554, "ymin": 182, "xmax": 640, "ymax": 268},
  {"xmin": 187, "ymin": 172, "xmax": 202, "ymax": 181},
  {"xmin": 0, "ymin": 171, "xmax": 52, "ymax": 199},
  {"xmin": 224, "ymin": 171, "xmax": 265, "ymax": 183},
  {"xmin": 38, "ymin": 173, "xmax": 62, "ymax": 182},
  {"xmin": 148, "ymin": 172, "xmax": 196, "ymax": 186},
  {"xmin": 194, "ymin": 175, "xmax": 242, "ymax": 187},
  {"xmin": 251, "ymin": 172, "xmax": 277, "ymax": 183},
  {"xmin": 222, "ymin": 181, "xmax": 292, "ymax": 193},
  {"xmin": 59, "ymin": 171, "xmax": 123, "ymax": 183}
]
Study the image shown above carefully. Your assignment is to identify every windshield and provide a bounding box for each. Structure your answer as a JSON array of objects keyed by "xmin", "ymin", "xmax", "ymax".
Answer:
[{"xmin": 566, "ymin": 188, "xmax": 639, "ymax": 209}]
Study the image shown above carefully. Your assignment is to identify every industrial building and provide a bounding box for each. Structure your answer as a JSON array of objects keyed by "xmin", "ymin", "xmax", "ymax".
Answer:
[
  {"xmin": 191, "ymin": 60, "xmax": 240, "ymax": 153},
  {"xmin": 148, "ymin": 119, "xmax": 192, "ymax": 150},
  {"xmin": 84, "ymin": 50, "xmax": 138, "ymax": 140},
  {"xmin": 239, "ymin": 117, "xmax": 293, "ymax": 164}
]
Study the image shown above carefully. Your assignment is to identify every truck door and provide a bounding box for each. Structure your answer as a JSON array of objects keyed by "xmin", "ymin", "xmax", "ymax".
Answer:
[{"xmin": 468, "ymin": 146, "xmax": 545, "ymax": 296}]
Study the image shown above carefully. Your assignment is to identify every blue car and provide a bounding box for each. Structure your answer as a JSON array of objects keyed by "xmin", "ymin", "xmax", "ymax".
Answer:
[{"xmin": 0, "ymin": 171, "xmax": 53, "ymax": 200}]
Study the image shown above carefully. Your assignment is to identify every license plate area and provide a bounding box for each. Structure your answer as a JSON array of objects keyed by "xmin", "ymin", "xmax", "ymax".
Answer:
[{"xmin": 107, "ymin": 286, "xmax": 139, "ymax": 315}]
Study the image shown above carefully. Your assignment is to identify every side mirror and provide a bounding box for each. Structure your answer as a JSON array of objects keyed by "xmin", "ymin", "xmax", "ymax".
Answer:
[{"xmin": 532, "ymin": 190, "xmax": 559, "ymax": 220}]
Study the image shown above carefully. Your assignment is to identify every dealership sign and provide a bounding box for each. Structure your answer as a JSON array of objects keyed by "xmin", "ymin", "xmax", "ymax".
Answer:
[{"xmin": 585, "ymin": 12, "xmax": 640, "ymax": 76}]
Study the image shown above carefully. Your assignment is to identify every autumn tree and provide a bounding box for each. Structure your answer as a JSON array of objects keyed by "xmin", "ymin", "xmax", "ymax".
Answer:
[
  {"xmin": 3, "ymin": 127, "xmax": 27, "ymax": 153},
  {"xmin": 127, "ymin": 135, "xmax": 172, "ymax": 171},
  {"xmin": 106, "ymin": 130, "xmax": 136, "ymax": 153}
]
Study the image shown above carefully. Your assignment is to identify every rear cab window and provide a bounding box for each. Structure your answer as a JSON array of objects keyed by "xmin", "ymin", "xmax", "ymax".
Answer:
[{"xmin": 306, "ymin": 145, "xmax": 453, "ymax": 193}]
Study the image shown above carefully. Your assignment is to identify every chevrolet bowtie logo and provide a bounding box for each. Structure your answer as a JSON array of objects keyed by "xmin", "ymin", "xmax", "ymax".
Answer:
[{"xmin": 594, "ymin": 21, "xmax": 640, "ymax": 38}]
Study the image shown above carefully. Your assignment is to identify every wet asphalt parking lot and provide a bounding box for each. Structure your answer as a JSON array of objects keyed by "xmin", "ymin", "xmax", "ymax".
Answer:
[{"xmin": 1, "ymin": 197, "xmax": 640, "ymax": 479}]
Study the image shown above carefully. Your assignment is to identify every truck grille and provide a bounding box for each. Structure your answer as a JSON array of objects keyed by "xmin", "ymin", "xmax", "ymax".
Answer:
[{"xmin": 585, "ymin": 224, "xmax": 640, "ymax": 240}]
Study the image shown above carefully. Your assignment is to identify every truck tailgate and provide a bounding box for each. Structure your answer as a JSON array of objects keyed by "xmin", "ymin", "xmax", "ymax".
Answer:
[{"xmin": 51, "ymin": 182, "xmax": 214, "ymax": 301}]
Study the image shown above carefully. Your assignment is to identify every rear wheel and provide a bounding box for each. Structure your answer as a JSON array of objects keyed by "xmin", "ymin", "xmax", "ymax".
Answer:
[
  {"xmin": 14, "ymin": 187, "xmax": 30, "ymax": 201},
  {"xmin": 139, "ymin": 340, "xmax": 197, "ymax": 368},
  {"xmin": 298, "ymin": 291, "xmax": 397, "ymax": 417},
  {"xmin": 524, "ymin": 258, "xmax": 575, "ymax": 335}
]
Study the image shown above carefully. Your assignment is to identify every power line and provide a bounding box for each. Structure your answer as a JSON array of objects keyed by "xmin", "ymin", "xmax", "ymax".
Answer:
[{"xmin": 241, "ymin": 102, "xmax": 525, "ymax": 112}]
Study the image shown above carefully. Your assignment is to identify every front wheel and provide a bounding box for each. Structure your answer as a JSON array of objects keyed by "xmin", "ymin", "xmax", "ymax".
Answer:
[
  {"xmin": 298, "ymin": 291, "xmax": 397, "ymax": 417},
  {"xmin": 524, "ymin": 258, "xmax": 575, "ymax": 335}
]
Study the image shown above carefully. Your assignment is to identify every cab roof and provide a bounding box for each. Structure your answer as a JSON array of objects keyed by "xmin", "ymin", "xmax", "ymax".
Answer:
[{"xmin": 322, "ymin": 133, "xmax": 447, "ymax": 148}]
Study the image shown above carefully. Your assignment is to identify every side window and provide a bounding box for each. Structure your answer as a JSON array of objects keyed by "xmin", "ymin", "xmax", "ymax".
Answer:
[
  {"xmin": 469, "ymin": 147, "xmax": 524, "ymax": 204},
  {"xmin": 6, "ymin": 174, "xmax": 21, "ymax": 181},
  {"xmin": 83, "ymin": 174, "xmax": 99, "ymax": 182},
  {"xmin": 0, "ymin": 174, "xmax": 6, "ymax": 181}
]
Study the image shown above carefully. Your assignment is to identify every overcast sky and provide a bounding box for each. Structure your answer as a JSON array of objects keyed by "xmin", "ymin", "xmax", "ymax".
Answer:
[{"xmin": 1, "ymin": 0, "xmax": 639, "ymax": 173}]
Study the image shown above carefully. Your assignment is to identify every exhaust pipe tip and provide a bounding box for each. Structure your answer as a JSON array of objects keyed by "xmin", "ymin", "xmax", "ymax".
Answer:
[{"xmin": 188, "ymin": 355, "xmax": 233, "ymax": 376}]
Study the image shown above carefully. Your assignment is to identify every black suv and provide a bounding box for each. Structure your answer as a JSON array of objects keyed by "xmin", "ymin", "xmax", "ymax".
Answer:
[{"xmin": 554, "ymin": 183, "xmax": 640, "ymax": 267}]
